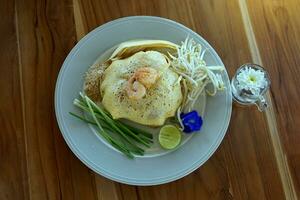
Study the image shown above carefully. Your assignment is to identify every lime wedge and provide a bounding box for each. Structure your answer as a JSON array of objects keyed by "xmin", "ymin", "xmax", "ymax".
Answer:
[{"xmin": 159, "ymin": 125, "xmax": 182, "ymax": 149}]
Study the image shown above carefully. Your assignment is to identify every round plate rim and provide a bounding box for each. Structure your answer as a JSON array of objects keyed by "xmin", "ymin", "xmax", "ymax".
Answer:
[{"xmin": 55, "ymin": 16, "xmax": 232, "ymax": 185}]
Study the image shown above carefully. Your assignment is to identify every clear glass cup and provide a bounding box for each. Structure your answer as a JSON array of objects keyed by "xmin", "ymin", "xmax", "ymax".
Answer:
[{"xmin": 231, "ymin": 63, "xmax": 271, "ymax": 111}]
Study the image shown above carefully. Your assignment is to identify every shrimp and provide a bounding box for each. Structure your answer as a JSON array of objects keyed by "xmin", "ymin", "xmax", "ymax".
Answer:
[
  {"xmin": 134, "ymin": 67, "xmax": 159, "ymax": 88},
  {"xmin": 125, "ymin": 67, "xmax": 159, "ymax": 100},
  {"xmin": 126, "ymin": 77, "xmax": 146, "ymax": 100}
]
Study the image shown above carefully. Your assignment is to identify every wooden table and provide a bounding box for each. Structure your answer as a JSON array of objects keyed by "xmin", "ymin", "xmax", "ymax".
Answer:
[{"xmin": 1, "ymin": 0, "xmax": 299, "ymax": 199}]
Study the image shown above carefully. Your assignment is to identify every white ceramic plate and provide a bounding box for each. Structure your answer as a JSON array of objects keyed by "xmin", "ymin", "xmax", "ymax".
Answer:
[{"xmin": 55, "ymin": 16, "xmax": 232, "ymax": 185}]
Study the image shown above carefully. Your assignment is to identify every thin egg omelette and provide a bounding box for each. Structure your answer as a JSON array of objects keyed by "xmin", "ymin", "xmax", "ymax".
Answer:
[{"xmin": 100, "ymin": 51, "xmax": 182, "ymax": 126}]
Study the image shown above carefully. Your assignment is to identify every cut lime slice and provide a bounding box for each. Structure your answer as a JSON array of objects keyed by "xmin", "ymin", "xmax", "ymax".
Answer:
[{"xmin": 159, "ymin": 125, "xmax": 182, "ymax": 149}]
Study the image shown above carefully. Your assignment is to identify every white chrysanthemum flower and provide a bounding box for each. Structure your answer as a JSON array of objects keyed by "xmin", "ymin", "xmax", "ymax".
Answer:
[{"xmin": 236, "ymin": 66, "xmax": 267, "ymax": 96}]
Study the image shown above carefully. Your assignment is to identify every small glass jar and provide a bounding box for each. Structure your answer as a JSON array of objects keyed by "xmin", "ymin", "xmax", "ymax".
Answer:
[{"xmin": 231, "ymin": 63, "xmax": 271, "ymax": 111}]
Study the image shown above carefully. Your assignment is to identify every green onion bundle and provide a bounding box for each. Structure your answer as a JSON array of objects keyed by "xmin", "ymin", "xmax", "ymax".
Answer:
[{"xmin": 70, "ymin": 93, "xmax": 153, "ymax": 158}]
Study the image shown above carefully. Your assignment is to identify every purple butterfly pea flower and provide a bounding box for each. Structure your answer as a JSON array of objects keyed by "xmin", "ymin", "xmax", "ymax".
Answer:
[{"xmin": 180, "ymin": 110, "xmax": 203, "ymax": 133}]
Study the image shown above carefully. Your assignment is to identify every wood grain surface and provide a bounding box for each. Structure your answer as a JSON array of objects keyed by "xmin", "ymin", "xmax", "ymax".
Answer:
[
  {"xmin": 0, "ymin": 0, "xmax": 299, "ymax": 199},
  {"xmin": 246, "ymin": 0, "xmax": 300, "ymax": 198}
]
